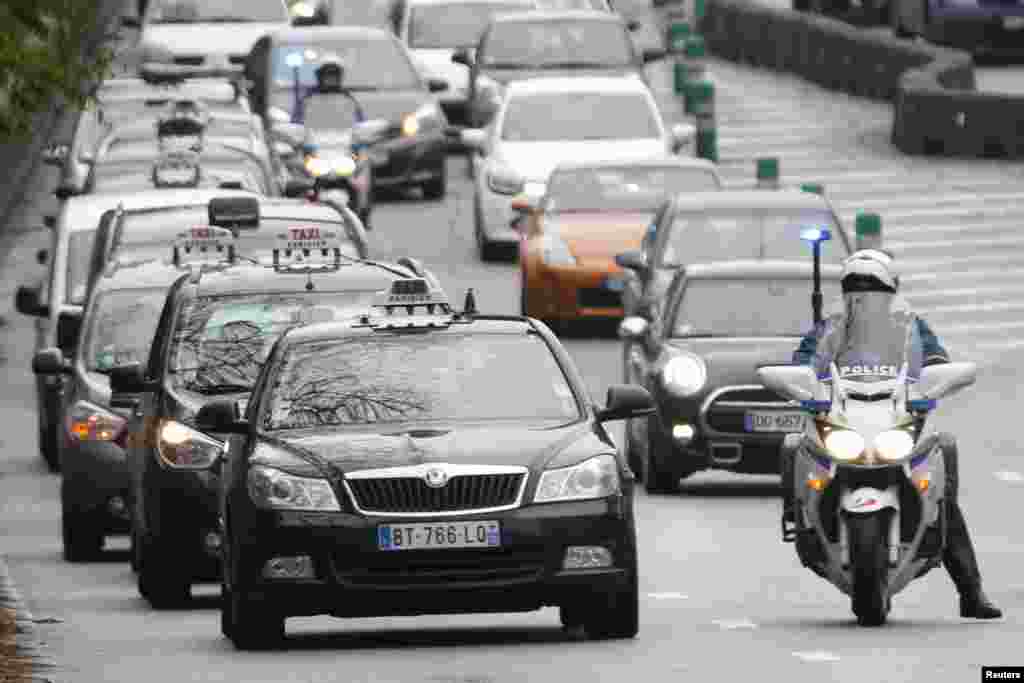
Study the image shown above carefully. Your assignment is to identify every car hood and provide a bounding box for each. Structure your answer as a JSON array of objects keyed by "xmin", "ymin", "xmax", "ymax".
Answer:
[
  {"xmin": 550, "ymin": 211, "xmax": 654, "ymax": 267},
  {"xmin": 141, "ymin": 23, "xmax": 286, "ymax": 57},
  {"xmin": 667, "ymin": 336, "xmax": 802, "ymax": 387},
  {"xmin": 411, "ymin": 49, "xmax": 471, "ymax": 92},
  {"xmin": 252, "ymin": 422, "xmax": 609, "ymax": 478},
  {"xmin": 496, "ymin": 139, "xmax": 666, "ymax": 183},
  {"xmin": 270, "ymin": 89, "xmax": 432, "ymax": 123}
]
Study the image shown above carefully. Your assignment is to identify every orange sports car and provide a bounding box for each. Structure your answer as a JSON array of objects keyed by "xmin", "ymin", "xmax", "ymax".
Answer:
[{"xmin": 517, "ymin": 156, "xmax": 722, "ymax": 323}]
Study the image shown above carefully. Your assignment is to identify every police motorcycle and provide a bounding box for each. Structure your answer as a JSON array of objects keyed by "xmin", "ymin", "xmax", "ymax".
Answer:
[
  {"xmin": 271, "ymin": 58, "xmax": 395, "ymax": 230},
  {"xmin": 756, "ymin": 229, "xmax": 978, "ymax": 626}
]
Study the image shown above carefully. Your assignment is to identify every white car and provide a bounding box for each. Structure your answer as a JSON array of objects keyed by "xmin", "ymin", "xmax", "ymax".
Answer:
[
  {"xmin": 131, "ymin": 0, "xmax": 292, "ymax": 71},
  {"xmin": 396, "ymin": 0, "xmax": 537, "ymax": 125},
  {"xmin": 461, "ymin": 76, "xmax": 694, "ymax": 260}
]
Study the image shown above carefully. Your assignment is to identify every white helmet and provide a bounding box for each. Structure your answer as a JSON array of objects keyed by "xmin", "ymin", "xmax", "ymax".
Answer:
[{"xmin": 840, "ymin": 249, "xmax": 898, "ymax": 293}]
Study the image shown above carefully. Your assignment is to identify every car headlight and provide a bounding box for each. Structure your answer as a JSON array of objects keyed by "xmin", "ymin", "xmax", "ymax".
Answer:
[
  {"xmin": 534, "ymin": 454, "xmax": 620, "ymax": 503},
  {"xmin": 661, "ymin": 354, "xmax": 706, "ymax": 397},
  {"xmin": 305, "ymin": 155, "xmax": 356, "ymax": 177},
  {"xmin": 540, "ymin": 232, "xmax": 576, "ymax": 266},
  {"xmin": 247, "ymin": 464, "xmax": 341, "ymax": 511},
  {"xmin": 823, "ymin": 428, "xmax": 866, "ymax": 462},
  {"xmin": 873, "ymin": 429, "xmax": 915, "ymax": 462},
  {"xmin": 66, "ymin": 400, "xmax": 128, "ymax": 444},
  {"xmin": 401, "ymin": 103, "xmax": 443, "ymax": 137},
  {"xmin": 156, "ymin": 420, "xmax": 226, "ymax": 469}
]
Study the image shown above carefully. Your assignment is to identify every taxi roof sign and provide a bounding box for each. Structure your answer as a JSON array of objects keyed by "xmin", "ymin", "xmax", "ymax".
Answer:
[
  {"xmin": 209, "ymin": 196, "xmax": 260, "ymax": 229},
  {"xmin": 152, "ymin": 151, "xmax": 201, "ymax": 188},
  {"xmin": 272, "ymin": 225, "xmax": 346, "ymax": 272},
  {"xmin": 172, "ymin": 226, "xmax": 236, "ymax": 267},
  {"xmin": 363, "ymin": 278, "xmax": 454, "ymax": 329}
]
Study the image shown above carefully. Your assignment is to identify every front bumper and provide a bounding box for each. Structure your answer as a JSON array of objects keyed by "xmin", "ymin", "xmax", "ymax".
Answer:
[
  {"xmin": 524, "ymin": 263, "xmax": 627, "ymax": 320},
  {"xmin": 372, "ymin": 130, "xmax": 447, "ymax": 188},
  {"xmin": 233, "ymin": 498, "xmax": 634, "ymax": 618},
  {"xmin": 61, "ymin": 440, "xmax": 131, "ymax": 531}
]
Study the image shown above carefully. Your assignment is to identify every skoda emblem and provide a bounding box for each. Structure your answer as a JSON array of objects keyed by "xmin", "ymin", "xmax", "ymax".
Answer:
[{"xmin": 424, "ymin": 466, "xmax": 449, "ymax": 488}]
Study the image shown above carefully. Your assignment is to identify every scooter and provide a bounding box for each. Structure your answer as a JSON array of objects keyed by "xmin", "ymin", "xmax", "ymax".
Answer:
[{"xmin": 757, "ymin": 357, "xmax": 977, "ymax": 625}]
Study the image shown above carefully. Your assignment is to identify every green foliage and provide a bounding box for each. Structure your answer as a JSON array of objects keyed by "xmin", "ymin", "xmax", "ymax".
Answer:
[{"xmin": 0, "ymin": 0, "xmax": 114, "ymax": 141}]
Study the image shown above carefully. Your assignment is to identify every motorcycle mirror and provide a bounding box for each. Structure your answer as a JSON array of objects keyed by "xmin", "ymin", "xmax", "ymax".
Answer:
[
  {"xmin": 917, "ymin": 362, "xmax": 976, "ymax": 401},
  {"xmin": 756, "ymin": 365, "xmax": 821, "ymax": 404}
]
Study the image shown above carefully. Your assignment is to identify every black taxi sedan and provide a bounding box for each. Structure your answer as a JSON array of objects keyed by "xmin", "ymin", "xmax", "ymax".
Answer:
[
  {"xmin": 171, "ymin": 280, "xmax": 654, "ymax": 649},
  {"xmin": 619, "ymin": 260, "xmax": 842, "ymax": 493}
]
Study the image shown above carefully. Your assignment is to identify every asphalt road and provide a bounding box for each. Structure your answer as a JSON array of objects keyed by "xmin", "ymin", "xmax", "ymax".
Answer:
[{"xmin": 2, "ymin": 2, "xmax": 1024, "ymax": 682}]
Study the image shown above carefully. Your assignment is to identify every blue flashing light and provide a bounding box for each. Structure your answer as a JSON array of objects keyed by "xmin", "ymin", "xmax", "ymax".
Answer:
[
  {"xmin": 800, "ymin": 227, "xmax": 832, "ymax": 243},
  {"xmin": 907, "ymin": 398, "xmax": 936, "ymax": 412},
  {"xmin": 285, "ymin": 53, "xmax": 304, "ymax": 69},
  {"xmin": 801, "ymin": 399, "xmax": 831, "ymax": 412}
]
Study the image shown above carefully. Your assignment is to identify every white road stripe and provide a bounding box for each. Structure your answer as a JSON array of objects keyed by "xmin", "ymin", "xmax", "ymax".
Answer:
[
  {"xmin": 713, "ymin": 618, "xmax": 758, "ymax": 630},
  {"xmin": 793, "ymin": 651, "xmax": 841, "ymax": 663},
  {"xmin": 647, "ymin": 592, "xmax": 690, "ymax": 600}
]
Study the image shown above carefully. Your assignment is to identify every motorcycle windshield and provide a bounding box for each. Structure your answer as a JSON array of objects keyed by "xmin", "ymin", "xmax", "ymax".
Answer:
[{"xmin": 303, "ymin": 96, "xmax": 362, "ymax": 133}]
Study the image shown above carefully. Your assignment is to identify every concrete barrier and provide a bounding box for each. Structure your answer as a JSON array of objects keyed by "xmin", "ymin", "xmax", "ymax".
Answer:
[{"xmin": 686, "ymin": 0, "xmax": 1024, "ymax": 159}]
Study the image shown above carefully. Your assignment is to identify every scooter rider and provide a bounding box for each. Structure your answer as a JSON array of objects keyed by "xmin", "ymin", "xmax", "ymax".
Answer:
[
  {"xmin": 784, "ymin": 249, "xmax": 1002, "ymax": 620},
  {"xmin": 291, "ymin": 57, "xmax": 367, "ymax": 126}
]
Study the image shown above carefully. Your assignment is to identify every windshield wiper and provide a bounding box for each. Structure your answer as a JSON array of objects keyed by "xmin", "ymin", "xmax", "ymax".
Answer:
[
  {"xmin": 150, "ymin": 17, "xmax": 194, "ymax": 23},
  {"xmin": 540, "ymin": 61, "xmax": 616, "ymax": 69},
  {"xmin": 198, "ymin": 16, "xmax": 260, "ymax": 22},
  {"xmin": 383, "ymin": 428, "xmax": 452, "ymax": 438},
  {"xmin": 484, "ymin": 62, "xmax": 529, "ymax": 69},
  {"xmin": 184, "ymin": 383, "xmax": 251, "ymax": 395}
]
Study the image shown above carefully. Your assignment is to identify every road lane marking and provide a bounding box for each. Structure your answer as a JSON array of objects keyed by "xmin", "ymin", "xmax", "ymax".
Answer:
[
  {"xmin": 713, "ymin": 618, "xmax": 757, "ymax": 630},
  {"xmin": 646, "ymin": 592, "xmax": 689, "ymax": 600},
  {"xmin": 793, "ymin": 651, "xmax": 841, "ymax": 662},
  {"xmin": 994, "ymin": 471, "xmax": 1024, "ymax": 483}
]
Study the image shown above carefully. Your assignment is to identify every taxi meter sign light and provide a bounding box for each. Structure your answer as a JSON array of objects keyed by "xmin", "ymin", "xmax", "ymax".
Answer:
[
  {"xmin": 208, "ymin": 196, "xmax": 260, "ymax": 229},
  {"xmin": 156, "ymin": 108, "xmax": 205, "ymax": 152},
  {"xmin": 363, "ymin": 279, "xmax": 454, "ymax": 329},
  {"xmin": 172, "ymin": 226, "xmax": 236, "ymax": 266},
  {"xmin": 153, "ymin": 152, "xmax": 201, "ymax": 188},
  {"xmin": 273, "ymin": 226, "xmax": 345, "ymax": 272}
]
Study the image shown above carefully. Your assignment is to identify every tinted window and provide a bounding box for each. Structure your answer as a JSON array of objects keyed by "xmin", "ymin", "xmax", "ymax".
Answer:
[
  {"xmin": 408, "ymin": 1, "xmax": 534, "ymax": 48},
  {"xmin": 168, "ymin": 292, "xmax": 379, "ymax": 394},
  {"xmin": 264, "ymin": 334, "xmax": 581, "ymax": 430},
  {"xmin": 271, "ymin": 40, "xmax": 420, "ymax": 90},
  {"xmin": 660, "ymin": 209, "xmax": 845, "ymax": 267},
  {"xmin": 82, "ymin": 289, "xmax": 168, "ymax": 373},
  {"xmin": 148, "ymin": 0, "xmax": 288, "ymax": 23},
  {"xmin": 546, "ymin": 165, "xmax": 720, "ymax": 212},
  {"xmin": 501, "ymin": 91, "xmax": 659, "ymax": 141},
  {"xmin": 671, "ymin": 278, "xmax": 842, "ymax": 338},
  {"xmin": 67, "ymin": 230, "xmax": 98, "ymax": 305},
  {"xmin": 483, "ymin": 20, "xmax": 632, "ymax": 67}
]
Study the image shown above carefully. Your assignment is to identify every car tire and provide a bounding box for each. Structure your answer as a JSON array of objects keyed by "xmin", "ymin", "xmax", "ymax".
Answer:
[
  {"xmin": 520, "ymin": 282, "xmax": 529, "ymax": 316},
  {"xmin": 623, "ymin": 418, "xmax": 644, "ymax": 483},
  {"xmin": 583, "ymin": 570, "xmax": 639, "ymax": 639},
  {"xmin": 130, "ymin": 526, "xmax": 140, "ymax": 573},
  {"xmin": 38, "ymin": 396, "xmax": 60, "ymax": 472},
  {"xmin": 559, "ymin": 603, "xmax": 586, "ymax": 630},
  {"xmin": 643, "ymin": 417, "xmax": 679, "ymax": 494},
  {"xmin": 227, "ymin": 590, "xmax": 285, "ymax": 650},
  {"xmin": 421, "ymin": 165, "xmax": 446, "ymax": 201},
  {"xmin": 61, "ymin": 503, "xmax": 103, "ymax": 563},
  {"xmin": 137, "ymin": 533, "xmax": 191, "ymax": 609}
]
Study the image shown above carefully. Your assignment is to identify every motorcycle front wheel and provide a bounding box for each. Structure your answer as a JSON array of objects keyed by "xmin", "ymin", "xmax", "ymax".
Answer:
[{"xmin": 848, "ymin": 512, "xmax": 890, "ymax": 626}]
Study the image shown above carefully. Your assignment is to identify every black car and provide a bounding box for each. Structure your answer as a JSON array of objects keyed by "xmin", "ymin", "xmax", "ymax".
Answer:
[
  {"xmin": 618, "ymin": 260, "xmax": 844, "ymax": 492},
  {"xmin": 108, "ymin": 229, "xmax": 443, "ymax": 608},
  {"xmin": 165, "ymin": 280, "xmax": 654, "ymax": 649},
  {"xmin": 459, "ymin": 10, "xmax": 660, "ymax": 128},
  {"xmin": 245, "ymin": 27, "xmax": 450, "ymax": 198}
]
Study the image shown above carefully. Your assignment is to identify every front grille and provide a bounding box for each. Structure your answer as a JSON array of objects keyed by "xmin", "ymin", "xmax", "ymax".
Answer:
[
  {"xmin": 335, "ymin": 549, "xmax": 546, "ymax": 587},
  {"xmin": 705, "ymin": 385, "xmax": 792, "ymax": 433},
  {"xmin": 346, "ymin": 473, "xmax": 524, "ymax": 514},
  {"xmin": 577, "ymin": 288, "xmax": 621, "ymax": 309},
  {"xmin": 714, "ymin": 387, "xmax": 786, "ymax": 403}
]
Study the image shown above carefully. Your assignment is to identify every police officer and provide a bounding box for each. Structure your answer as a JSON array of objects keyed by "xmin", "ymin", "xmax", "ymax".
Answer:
[
  {"xmin": 784, "ymin": 250, "xmax": 1002, "ymax": 620},
  {"xmin": 291, "ymin": 56, "xmax": 366, "ymax": 126}
]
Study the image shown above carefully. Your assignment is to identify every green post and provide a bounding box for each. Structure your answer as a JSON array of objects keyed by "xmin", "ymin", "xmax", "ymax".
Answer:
[
  {"xmin": 668, "ymin": 21, "xmax": 690, "ymax": 54},
  {"xmin": 683, "ymin": 37, "xmax": 706, "ymax": 114},
  {"xmin": 756, "ymin": 157, "xmax": 779, "ymax": 189},
  {"xmin": 800, "ymin": 183, "xmax": 824, "ymax": 195},
  {"xmin": 855, "ymin": 212, "xmax": 883, "ymax": 250},
  {"xmin": 693, "ymin": 80, "xmax": 716, "ymax": 163},
  {"xmin": 694, "ymin": 0, "xmax": 706, "ymax": 22}
]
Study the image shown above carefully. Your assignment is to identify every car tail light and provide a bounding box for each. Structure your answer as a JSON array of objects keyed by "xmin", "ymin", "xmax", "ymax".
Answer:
[{"xmin": 65, "ymin": 400, "xmax": 128, "ymax": 447}]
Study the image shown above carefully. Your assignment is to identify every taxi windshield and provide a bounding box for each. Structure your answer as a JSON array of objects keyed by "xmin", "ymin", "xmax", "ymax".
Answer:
[
  {"xmin": 660, "ymin": 209, "xmax": 845, "ymax": 267},
  {"xmin": 408, "ymin": 1, "xmax": 534, "ymax": 49},
  {"xmin": 545, "ymin": 165, "xmax": 721, "ymax": 212},
  {"xmin": 482, "ymin": 19, "xmax": 632, "ymax": 68},
  {"xmin": 264, "ymin": 334, "xmax": 581, "ymax": 430},
  {"xmin": 67, "ymin": 230, "xmax": 99, "ymax": 306},
  {"xmin": 82, "ymin": 289, "xmax": 168, "ymax": 373},
  {"xmin": 671, "ymin": 277, "xmax": 842, "ymax": 338},
  {"xmin": 501, "ymin": 92, "xmax": 659, "ymax": 142},
  {"xmin": 271, "ymin": 41, "xmax": 421, "ymax": 91},
  {"xmin": 168, "ymin": 292, "xmax": 378, "ymax": 395},
  {"xmin": 148, "ymin": 0, "xmax": 289, "ymax": 23}
]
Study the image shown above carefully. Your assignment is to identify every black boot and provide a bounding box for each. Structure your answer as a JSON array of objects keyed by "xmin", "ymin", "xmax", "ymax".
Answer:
[
  {"xmin": 944, "ymin": 500, "xmax": 1002, "ymax": 619},
  {"xmin": 960, "ymin": 589, "xmax": 1002, "ymax": 619}
]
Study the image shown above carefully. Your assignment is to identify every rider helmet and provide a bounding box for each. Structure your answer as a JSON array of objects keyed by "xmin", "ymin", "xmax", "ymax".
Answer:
[
  {"xmin": 840, "ymin": 249, "xmax": 899, "ymax": 294},
  {"xmin": 315, "ymin": 56, "xmax": 345, "ymax": 93}
]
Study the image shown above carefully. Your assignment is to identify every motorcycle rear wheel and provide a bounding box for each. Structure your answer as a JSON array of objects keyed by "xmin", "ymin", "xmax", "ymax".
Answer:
[{"xmin": 848, "ymin": 512, "xmax": 889, "ymax": 626}]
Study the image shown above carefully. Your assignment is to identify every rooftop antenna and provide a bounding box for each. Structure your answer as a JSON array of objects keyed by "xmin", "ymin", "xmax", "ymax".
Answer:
[{"xmin": 463, "ymin": 288, "xmax": 477, "ymax": 316}]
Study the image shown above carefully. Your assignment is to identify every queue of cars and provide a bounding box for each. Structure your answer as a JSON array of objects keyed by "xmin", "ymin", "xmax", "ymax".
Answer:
[{"xmin": 13, "ymin": 0, "xmax": 863, "ymax": 649}]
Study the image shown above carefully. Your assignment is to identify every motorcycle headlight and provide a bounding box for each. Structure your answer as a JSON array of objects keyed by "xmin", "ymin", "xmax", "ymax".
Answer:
[
  {"xmin": 401, "ymin": 103, "xmax": 442, "ymax": 137},
  {"xmin": 823, "ymin": 428, "xmax": 866, "ymax": 462},
  {"xmin": 247, "ymin": 464, "xmax": 341, "ymax": 511},
  {"xmin": 534, "ymin": 454, "xmax": 620, "ymax": 503},
  {"xmin": 66, "ymin": 400, "xmax": 128, "ymax": 445},
  {"xmin": 661, "ymin": 354, "xmax": 706, "ymax": 397},
  {"xmin": 156, "ymin": 420, "xmax": 225, "ymax": 470},
  {"xmin": 873, "ymin": 429, "xmax": 915, "ymax": 462},
  {"xmin": 540, "ymin": 232, "xmax": 576, "ymax": 266},
  {"xmin": 305, "ymin": 155, "xmax": 356, "ymax": 177}
]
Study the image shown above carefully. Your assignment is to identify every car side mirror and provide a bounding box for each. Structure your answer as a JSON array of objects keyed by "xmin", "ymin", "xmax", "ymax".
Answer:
[
  {"xmin": 195, "ymin": 399, "xmax": 249, "ymax": 435},
  {"xmin": 110, "ymin": 362, "xmax": 148, "ymax": 395},
  {"xmin": 120, "ymin": 14, "xmax": 141, "ymax": 28},
  {"xmin": 352, "ymin": 118, "xmax": 392, "ymax": 146},
  {"xmin": 618, "ymin": 316, "xmax": 649, "ymax": 341},
  {"xmin": 615, "ymin": 250, "xmax": 647, "ymax": 275},
  {"xmin": 916, "ymin": 361, "xmax": 977, "ymax": 401},
  {"xmin": 459, "ymin": 127, "xmax": 487, "ymax": 152},
  {"xmin": 597, "ymin": 384, "xmax": 655, "ymax": 422},
  {"xmin": 755, "ymin": 365, "xmax": 822, "ymax": 404},
  {"xmin": 54, "ymin": 184, "xmax": 78, "ymax": 200},
  {"xmin": 284, "ymin": 179, "xmax": 315, "ymax": 198},
  {"xmin": 32, "ymin": 348, "xmax": 71, "ymax": 375},
  {"xmin": 427, "ymin": 77, "xmax": 449, "ymax": 92},
  {"xmin": 451, "ymin": 48, "xmax": 472, "ymax": 66},
  {"xmin": 628, "ymin": 19, "xmax": 643, "ymax": 32},
  {"xmin": 15, "ymin": 285, "xmax": 48, "ymax": 317},
  {"xmin": 641, "ymin": 47, "xmax": 666, "ymax": 62},
  {"xmin": 671, "ymin": 122, "xmax": 695, "ymax": 152},
  {"xmin": 56, "ymin": 311, "xmax": 83, "ymax": 353},
  {"xmin": 42, "ymin": 143, "xmax": 69, "ymax": 167}
]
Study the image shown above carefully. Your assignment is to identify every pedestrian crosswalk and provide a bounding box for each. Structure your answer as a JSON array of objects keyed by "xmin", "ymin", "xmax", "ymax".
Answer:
[{"xmin": 648, "ymin": 57, "xmax": 1024, "ymax": 364}]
